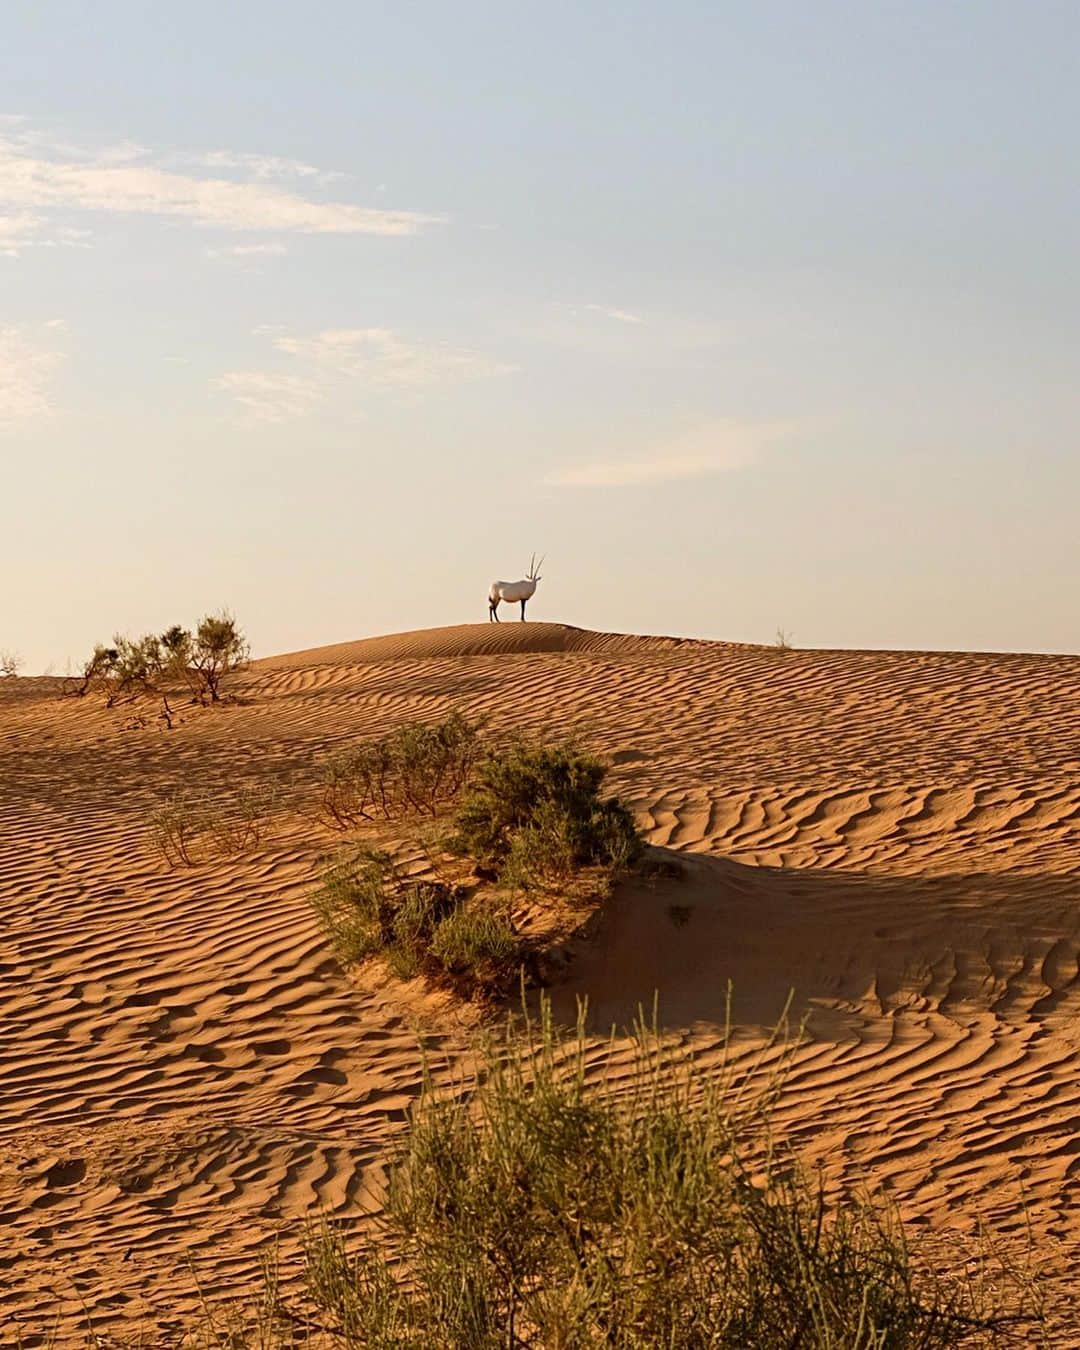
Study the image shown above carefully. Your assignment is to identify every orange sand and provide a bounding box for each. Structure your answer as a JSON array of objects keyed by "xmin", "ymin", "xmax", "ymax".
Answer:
[{"xmin": 1, "ymin": 623, "xmax": 1078, "ymax": 1340}]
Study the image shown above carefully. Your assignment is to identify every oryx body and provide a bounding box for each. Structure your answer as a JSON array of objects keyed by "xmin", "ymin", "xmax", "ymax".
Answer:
[{"xmin": 489, "ymin": 555, "xmax": 544, "ymax": 621}]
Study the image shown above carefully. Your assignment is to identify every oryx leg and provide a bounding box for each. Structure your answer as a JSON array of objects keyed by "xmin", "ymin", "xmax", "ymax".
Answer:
[
  {"xmin": 520, "ymin": 599, "xmax": 527, "ymax": 621},
  {"xmin": 490, "ymin": 600, "xmax": 500, "ymax": 622}
]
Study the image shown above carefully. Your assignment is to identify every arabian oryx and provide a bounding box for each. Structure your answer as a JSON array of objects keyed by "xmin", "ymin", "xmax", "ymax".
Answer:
[{"xmin": 488, "ymin": 555, "xmax": 544, "ymax": 622}]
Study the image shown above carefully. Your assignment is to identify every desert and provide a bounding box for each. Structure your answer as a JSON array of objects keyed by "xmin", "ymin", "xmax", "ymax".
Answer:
[
  {"xmin": 2, "ymin": 621, "xmax": 1078, "ymax": 1341},
  {"xmin": 5, "ymin": 5, "xmax": 1079, "ymax": 1342}
]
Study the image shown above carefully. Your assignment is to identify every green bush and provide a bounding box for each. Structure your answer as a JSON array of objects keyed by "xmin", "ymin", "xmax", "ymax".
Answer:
[
  {"xmin": 454, "ymin": 739, "xmax": 641, "ymax": 879},
  {"xmin": 428, "ymin": 905, "xmax": 520, "ymax": 990},
  {"xmin": 319, "ymin": 711, "xmax": 482, "ymax": 826},
  {"xmin": 74, "ymin": 610, "xmax": 249, "ymax": 712},
  {"xmin": 261, "ymin": 999, "xmax": 1030, "ymax": 1347},
  {"xmin": 387, "ymin": 882, "xmax": 458, "ymax": 979},
  {"xmin": 308, "ymin": 848, "xmax": 392, "ymax": 964},
  {"xmin": 308, "ymin": 848, "xmax": 515, "ymax": 991}
]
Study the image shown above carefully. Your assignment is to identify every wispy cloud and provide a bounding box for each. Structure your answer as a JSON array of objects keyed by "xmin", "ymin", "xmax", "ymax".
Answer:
[
  {"xmin": 585, "ymin": 303, "xmax": 644, "ymax": 325},
  {"xmin": 271, "ymin": 327, "xmax": 514, "ymax": 386},
  {"xmin": 191, "ymin": 150, "xmax": 343, "ymax": 183},
  {"xmin": 204, "ymin": 241, "xmax": 289, "ymax": 260},
  {"xmin": 216, "ymin": 327, "xmax": 514, "ymax": 423},
  {"xmin": 0, "ymin": 210, "xmax": 89, "ymax": 257},
  {"xmin": 0, "ymin": 325, "xmax": 64, "ymax": 423},
  {"xmin": 545, "ymin": 421, "xmax": 795, "ymax": 487},
  {"xmin": 212, "ymin": 371, "xmax": 320, "ymax": 424},
  {"xmin": 0, "ymin": 123, "xmax": 443, "ymax": 247}
]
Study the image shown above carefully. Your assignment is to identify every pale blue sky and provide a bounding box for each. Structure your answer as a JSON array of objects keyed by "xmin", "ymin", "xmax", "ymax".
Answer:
[{"xmin": 2, "ymin": 2, "xmax": 1077, "ymax": 671}]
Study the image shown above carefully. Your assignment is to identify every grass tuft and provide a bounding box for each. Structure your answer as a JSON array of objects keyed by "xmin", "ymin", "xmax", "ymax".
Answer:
[{"xmin": 235, "ymin": 996, "xmax": 1038, "ymax": 1346}]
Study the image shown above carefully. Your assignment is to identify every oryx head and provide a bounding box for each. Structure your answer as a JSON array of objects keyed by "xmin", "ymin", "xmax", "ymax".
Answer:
[{"xmin": 527, "ymin": 553, "xmax": 545, "ymax": 582}]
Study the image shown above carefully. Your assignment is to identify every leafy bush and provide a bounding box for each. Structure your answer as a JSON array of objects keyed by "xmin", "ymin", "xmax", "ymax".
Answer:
[
  {"xmin": 176, "ymin": 611, "xmax": 250, "ymax": 704},
  {"xmin": 263, "ymin": 999, "xmax": 1031, "ymax": 1347},
  {"xmin": 149, "ymin": 793, "xmax": 205, "ymax": 867},
  {"xmin": 310, "ymin": 847, "xmax": 522, "ymax": 996},
  {"xmin": 308, "ymin": 847, "xmax": 397, "ymax": 965},
  {"xmin": 206, "ymin": 783, "xmax": 281, "ymax": 855},
  {"xmin": 428, "ymin": 905, "xmax": 519, "ymax": 989},
  {"xmin": 318, "ymin": 711, "xmax": 482, "ymax": 826},
  {"xmin": 74, "ymin": 610, "xmax": 249, "ymax": 713},
  {"xmin": 454, "ymin": 739, "xmax": 642, "ymax": 880}
]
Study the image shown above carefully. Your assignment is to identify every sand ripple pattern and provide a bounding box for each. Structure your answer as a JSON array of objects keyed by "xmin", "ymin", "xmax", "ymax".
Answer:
[{"xmin": 1, "ymin": 625, "xmax": 1078, "ymax": 1340}]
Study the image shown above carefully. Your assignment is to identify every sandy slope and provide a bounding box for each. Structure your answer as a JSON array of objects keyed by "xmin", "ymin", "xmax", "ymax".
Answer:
[{"xmin": 1, "ymin": 623, "xmax": 1079, "ymax": 1341}]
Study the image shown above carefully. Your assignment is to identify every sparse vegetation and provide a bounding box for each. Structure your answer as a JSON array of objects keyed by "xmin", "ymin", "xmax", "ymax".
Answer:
[
  {"xmin": 310, "ymin": 846, "xmax": 521, "ymax": 997},
  {"xmin": 0, "ymin": 649, "xmax": 22, "ymax": 678},
  {"xmin": 318, "ymin": 711, "xmax": 482, "ymax": 827},
  {"xmin": 454, "ymin": 738, "xmax": 642, "ymax": 884},
  {"xmin": 774, "ymin": 627, "xmax": 795, "ymax": 651},
  {"xmin": 72, "ymin": 610, "xmax": 249, "ymax": 717},
  {"xmin": 149, "ymin": 783, "xmax": 280, "ymax": 866},
  {"xmin": 309, "ymin": 728, "xmax": 643, "ymax": 1000},
  {"xmin": 428, "ymin": 904, "xmax": 519, "ymax": 981},
  {"xmin": 214, "ymin": 998, "xmax": 1034, "ymax": 1347},
  {"xmin": 167, "ymin": 612, "xmax": 251, "ymax": 705}
]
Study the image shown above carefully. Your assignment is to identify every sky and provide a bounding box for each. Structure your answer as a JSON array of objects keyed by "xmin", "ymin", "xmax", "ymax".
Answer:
[{"xmin": 2, "ymin": 1, "xmax": 1077, "ymax": 672}]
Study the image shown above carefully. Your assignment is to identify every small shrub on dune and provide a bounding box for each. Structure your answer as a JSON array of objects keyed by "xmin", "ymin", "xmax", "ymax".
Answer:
[
  {"xmin": 502, "ymin": 799, "xmax": 581, "ymax": 889},
  {"xmin": 428, "ymin": 904, "xmax": 520, "ymax": 993},
  {"xmin": 72, "ymin": 610, "xmax": 249, "ymax": 715},
  {"xmin": 267, "ymin": 999, "xmax": 1032, "ymax": 1347},
  {"xmin": 185, "ymin": 611, "xmax": 250, "ymax": 703},
  {"xmin": 318, "ymin": 710, "xmax": 482, "ymax": 827},
  {"xmin": 149, "ymin": 792, "xmax": 207, "ymax": 867},
  {"xmin": 207, "ymin": 783, "xmax": 281, "ymax": 854},
  {"xmin": 386, "ymin": 881, "xmax": 459, "ymax": 980},
  {"xmin": 309, "ymin": 847, "xmax": 515, "ymax": 990},
  {"xmin": 149, "ymin": 783, "xmax": 279, "ymax": 867},
  {"xmin": 454, "ymin": 738, "xmax": 642, "ymax": 879},
  {"xmin": 309, "ymin": 848, "xmax": 396, "ymax": 965},
  {"xmin": 394, "ymin": 711, "xmax": 482, "ymax": 815},
  {"xmin": 311, "ymin": 732, "xmax": 642, "ymax": 997}
]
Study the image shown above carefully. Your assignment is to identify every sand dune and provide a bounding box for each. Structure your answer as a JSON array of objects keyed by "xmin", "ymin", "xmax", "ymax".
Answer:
[
  {"xmin": 256, "ymin": 620, "xmax": 696, "ymax": 666},
  {"xmin": 1, "ymin": 624, "xmax": 1079, "ymax": 1340}
]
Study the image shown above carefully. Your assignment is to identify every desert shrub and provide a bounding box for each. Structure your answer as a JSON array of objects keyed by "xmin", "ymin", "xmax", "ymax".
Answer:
[
  {"xmin": 320, "ymin": 743, "xmax": 391, "ymax": 827},
  {"xmin": 185, "ymin": 611, "xmax": 250, "ymax": 703},
  {"xmin": 205, "ymin": 783, "xmax": 281, "ymax": 854},
  {"xmin": 318, "ymin": 711, "xmax": 482, "ymax": 827},
  {"xmin": 394, "ymin": 711, "xmax": 482, "ymax": 814},
  {"xmin": 502, "ymin": 799, "xmax": 580, "ymax": 888},
  {"xmin": 310, "ymin": 847, "xmax": 522, "ymax": 995},
  {"xmin": 74, "ymin": 611, "xmax": 249, "ymax": 712},
  {"xmin": 454, "ymin": 738, "xmax": 642, "ymax": 878},
  {"xmin": 386, "ymin": 881, "xmax": 459, "ymax": 979},
  {"xmin": 149, "ymin": 792, "xmax": 207, "ymax": 867},
  {"xmin": 0, "ymin": 650, "xmax": 21, "ymax": 678},
  {"xmin": 107, "ymin": 634, "xmax": 168, "ymax": 706},
  {"xmin": 308, "ymin": 848, "xmax": 394, "ymax": 964},
  {"xmin": 156, "ymin": 611, "xmax": 250, "ymax": 706},
  {"xmin": 280, "ymin": 1000, "xmax": 1029, "ymax": 1347},
  {"xmin": 68, "ymin": 642, "xmax": 119, "ymax": 698},
  {"xmin": 428, "ymin": 905, "xmax": 520, "ymax": 990},
  {"xmin": 149, "ymin": 784, "xmax": 279, "ymax": 867}
]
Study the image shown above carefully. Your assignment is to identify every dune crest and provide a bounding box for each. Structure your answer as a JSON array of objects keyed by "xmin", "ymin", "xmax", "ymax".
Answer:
[{"xmin": 256, "ymin": 620, "xmax": 697, "ymax": 666}]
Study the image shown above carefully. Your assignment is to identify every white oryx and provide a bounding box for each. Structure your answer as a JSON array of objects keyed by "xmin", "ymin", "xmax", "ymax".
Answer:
[{"xmin": 488, "ymin": 554, "xmax": 544, "ymax": 622}]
